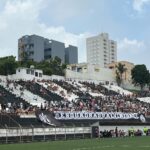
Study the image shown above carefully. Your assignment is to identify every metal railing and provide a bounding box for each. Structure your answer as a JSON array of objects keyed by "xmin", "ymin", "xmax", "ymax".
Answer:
[{"xmin": 0, "ymin": 125, "xmax": 92, "ymax": 144}]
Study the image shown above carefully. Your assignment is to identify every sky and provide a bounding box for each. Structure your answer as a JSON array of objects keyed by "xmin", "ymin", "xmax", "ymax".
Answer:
[{"xmin": 0, "ymin": 0, "xmax": 150, "ymax": 68}]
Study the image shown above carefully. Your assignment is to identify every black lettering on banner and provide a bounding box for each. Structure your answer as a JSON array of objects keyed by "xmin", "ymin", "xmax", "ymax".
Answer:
[{"xmin": 54, "ymin": 111, "xmax": 143, "ymax": 121}]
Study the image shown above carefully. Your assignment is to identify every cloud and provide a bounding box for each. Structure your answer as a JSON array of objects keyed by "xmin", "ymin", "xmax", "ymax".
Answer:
[
  {"xmin": 118, "ymin": 38, "xmax": 150, "ymax": 69},
  {"xmin": 133, "ymin": 0, "xmax": 150, "ymax": 12},
  {"xmin": 45, "ymin": 0, "xmax": 92, "ymax": 22},
  {"xmin": 0, "ymin": 0, "xmax": 90, "ymax": 63},
  {"xmin": 118, "ymin": 38, "xmax": 144, "ymax": 53},
  {"xmin": 117, "ymin": 37, "xmax": 146, "ymax": 65}
]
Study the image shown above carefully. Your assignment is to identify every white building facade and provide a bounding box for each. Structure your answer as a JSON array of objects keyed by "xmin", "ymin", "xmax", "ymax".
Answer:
[
  {"xmin": 86, "ymin": 33, "xmax": 117, "ymax": 68},
  {"xmin": 66, "ymin": 63, "xmax": 116, "ymax": 83}
]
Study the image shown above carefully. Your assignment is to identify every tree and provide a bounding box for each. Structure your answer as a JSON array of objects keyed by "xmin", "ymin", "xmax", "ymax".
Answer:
[
  {"xmin": 115, "ymin": 63, "xmax": 127, "ymax": 86},
  {"xmin": 18, "ymin": 60, "xmax": 37, "ymax": 68},
  {"xmin": 20, "ymin": 51, "xmax": 28, "ymax": 62},
  {"xmin": 54, "ymin": 56, "xmax": 61, "ymax": 66},
  {"xmin": 131, "ymin": 64, "xmax": 150, "ymax": 90},
  {"xmin": 36, "ymin": 57, "xmax": 66, "ymax": 76},
  {"xmin": 0, "ymin": 55, "xmax": 67, "ymax": 76},
  {"xmin": 116, "ymin": 70, "xmax": 121, "ymax": 86},
  {"xmin": 0, "ymin": 56, "xmax": 18, "ymax": 75}
]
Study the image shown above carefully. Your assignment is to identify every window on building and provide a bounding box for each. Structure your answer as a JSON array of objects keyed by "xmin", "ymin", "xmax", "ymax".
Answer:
[
  {"xmin": 72, "ymin": 66, "xmax": 76, "ymax": 71},
  {"xmin": 26, "ymin": 69, "xmax": 30, "ymax": 74},
  {"xmin": 109, "ymin": 66, "xmax": 114, "ymax": 69},
  {"xmin": 30, "ymin": 44, "xmax": 34, "ymax": 48},
  {"xmin": 29, "ymin": 51, "xmax": 34, "ymax": 55},
  {"xmin": 39, "ymin": 73, "xmax": 42, "ymax": 77},
  {"xmin": 31, "ymin": 70, "xmax": 34, "ymax": 75},
  {"xmin": 111, "ymin": 41, "xmax": 114, "ymax": 44},
  {"xmin": 44, "ymin": 55, "xmax": 51, "ymax": 59},
  {"xmin": 35, "ymin": 72, "xmax": 38, "ymax": 77},
  {"xmin": 77, "ymin": 67, "xmax": 82, "ymax": 72},
  {"xmin": 95, "ymin": 68, "xmax": 100, "ymax": 72},
  {"xmin": 44, "ymin": 48, "xmax": 51, "ymax": 52}
]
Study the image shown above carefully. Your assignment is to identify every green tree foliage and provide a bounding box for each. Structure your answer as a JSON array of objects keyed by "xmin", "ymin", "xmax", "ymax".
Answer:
[
  {"xmin": 115, "ymin": 63, "xmax": 127, "ymax": 86},
  {"xmin": 0, "ymin": 56, "xmax": 18, "ymax": 75},
  {"xmin": 18, "ymin": 60, "xmax": 37, "ymax": 68},
  {"xmin": 131, "ymin": 64, "xmax": 150, "ymax": 90},
  {"xmin": 116, "ymin": 70, "xmax": 121, "ymax": 86},
  {"xmin": 0, "ymin": 56, "xmax": 67, "ymax": 76},
  {"xmin": 36, "ymin": 56, "xmax": 66, "ymax": 76}
]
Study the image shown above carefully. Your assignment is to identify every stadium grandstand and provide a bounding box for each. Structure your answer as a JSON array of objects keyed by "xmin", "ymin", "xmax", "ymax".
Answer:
[{"xmin": 0, "ymin": 67, "xmax": 150, "ymax": 143}]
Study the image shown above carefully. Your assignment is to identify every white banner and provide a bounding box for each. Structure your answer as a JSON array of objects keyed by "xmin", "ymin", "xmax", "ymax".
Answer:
[
  {"xmin": 54, "ymin": 111, "xmax": 140, "ymax": 120},
  {"xmin": 39, "ymin": 113, "xmax": 55, "ymax": 126}
]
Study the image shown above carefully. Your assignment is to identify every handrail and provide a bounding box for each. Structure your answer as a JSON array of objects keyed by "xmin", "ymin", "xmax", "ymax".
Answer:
[{"xmin": 4, "ymin": 113, "xmax": 22, "ymax": 128}]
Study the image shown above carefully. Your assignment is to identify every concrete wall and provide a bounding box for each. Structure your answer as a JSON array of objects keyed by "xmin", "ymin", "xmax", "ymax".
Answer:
[
  {"xmin": 0, "ymin": 125, "xmax": 149, "ymax": 137},
  {"xmin": 43, "ymin": 75, "xmax": 65, "ymax": 81},
  {"xmin": 0, "ymin": 127, "xmax": 91, "ymax": 137},
  {"xmin": 66, "ymin": 65, "xmax": 115, "ymax": 82}
]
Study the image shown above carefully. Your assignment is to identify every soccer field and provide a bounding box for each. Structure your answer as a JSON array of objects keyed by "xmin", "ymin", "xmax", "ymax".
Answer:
[{"xmin": 0, "ymin": 137, "xmax": 150, "ymax": 150}]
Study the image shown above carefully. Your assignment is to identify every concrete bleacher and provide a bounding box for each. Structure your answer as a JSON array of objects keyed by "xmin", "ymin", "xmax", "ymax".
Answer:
[
  {"xmin": 0, "ymin": 113, "xmax": 45, "ymax": 128},
  {"xmin": 0, "ymin": 80, "xmax": 45, "ymax": 107},
  {"xmin": 53, "ymin": 80, "xmax": 93, "ymax": 99},
  {"xmin": 103, "ymin": 84, "xmax": 132, "ymax": 95},
  {"xmin": 0, "ymin": 85, "xmax": 30, "ymax": 110},
  {"xmin": 17, "ymin": 80, "xmax": 64, "ymax": 102},
  {"xmin": 137, "ymin": 97, "xmax": 150, "ymax": 104},
  {"xmin": 37, "ymin": 81, "xmax": 78, "ymax": 101},
  {"xmin": 79, "ymin": 81, "xmax": 118, "ymax": 96}
]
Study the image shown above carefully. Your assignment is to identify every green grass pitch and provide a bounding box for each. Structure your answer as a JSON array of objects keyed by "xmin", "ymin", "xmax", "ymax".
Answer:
[{"xmin": 0, "ymin": 136, "xmax": 150, "ymax": 150}]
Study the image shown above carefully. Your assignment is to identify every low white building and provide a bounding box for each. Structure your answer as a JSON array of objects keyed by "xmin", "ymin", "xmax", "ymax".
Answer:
[
  {"xmin": 6, "ymin": 67, "xmax": 65, "ymax": 81},
  {"xmin": 66, "ymin": 63, "xmax": 115, "ymax": 83},
  {"xmin": 7, "ymin": 67, "xmax": 43, "ymax": 81},
  {"xmin": 17, "ymin": 67, "xmax": 43, "ymax": 78}
]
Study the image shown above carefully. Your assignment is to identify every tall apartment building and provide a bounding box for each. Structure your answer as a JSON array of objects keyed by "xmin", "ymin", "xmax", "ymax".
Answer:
[
  {"xmin": 18, "ymin": 35, "xmax": 78, "ymax": 64},
  {"xmin": 86, "ymin": 33, "xmax": 117, "ymax": 68}
]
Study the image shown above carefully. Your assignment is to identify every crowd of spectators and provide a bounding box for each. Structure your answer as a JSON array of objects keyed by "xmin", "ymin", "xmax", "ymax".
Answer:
[
  {"xmin": 137, "ymin": 90, "xmax": 150, "ymax": 97},
  {"xmin": 0, "ymin": 79, "xmax": 36, "ymax": 114},
  {"xmin": 94, "ymin": 127, "xmax": 150, "ymax": 138},
  {"xmin": 38, "ymin": 80, "xmax": 150, "ymax": 116},
  {"xmin": 0, "ymin": 79, "xmax": 150, "ymax": 117},
  {"xmin": 99, "ymin": 129, "xmax": 125, "ymax": 138}
]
